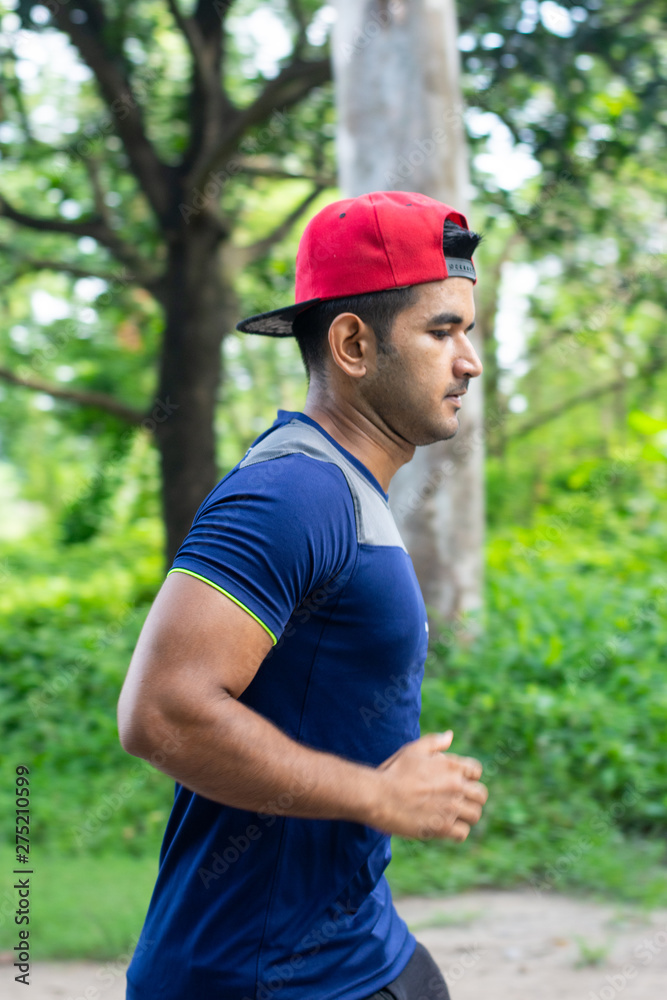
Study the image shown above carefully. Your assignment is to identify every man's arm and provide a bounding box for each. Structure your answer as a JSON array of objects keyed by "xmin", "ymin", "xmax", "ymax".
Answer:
[{"xmin": 118, "ymin": 572, "xmax": 487, "ymax": 841}]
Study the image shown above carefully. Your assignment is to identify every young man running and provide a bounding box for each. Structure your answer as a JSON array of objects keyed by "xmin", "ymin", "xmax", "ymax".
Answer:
[{"xmin": 118, "ymin": 190, "xmax": 488, "ymax": 1000}]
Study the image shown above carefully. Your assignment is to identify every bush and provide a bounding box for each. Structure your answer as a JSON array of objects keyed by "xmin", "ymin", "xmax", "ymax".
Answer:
[
  {"xmin": 1, "ymin": 498, "xmax": 666, "ymax": 905},
  {"xmin": 0, "ymin": 522, "xmax": 173, "ymax": 856}
]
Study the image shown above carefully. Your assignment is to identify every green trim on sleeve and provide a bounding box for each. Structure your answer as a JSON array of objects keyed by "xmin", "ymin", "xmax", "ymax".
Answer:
[{"xmin": 167, "ymin": 568, "xmax": 278, "ymax": 645}]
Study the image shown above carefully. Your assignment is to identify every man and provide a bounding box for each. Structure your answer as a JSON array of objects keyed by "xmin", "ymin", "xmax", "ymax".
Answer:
[{"xmin": 118, "ymin": 190, "xmax": 488, "ymax": 1000}]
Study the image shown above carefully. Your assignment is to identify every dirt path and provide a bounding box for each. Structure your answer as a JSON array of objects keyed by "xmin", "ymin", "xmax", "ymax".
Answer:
[{"xmin": 3, "ymin": 890, "xmax": 666, "ymax": 999}]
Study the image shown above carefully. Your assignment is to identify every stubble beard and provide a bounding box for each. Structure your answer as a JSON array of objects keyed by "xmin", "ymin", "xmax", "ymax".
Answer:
[{"xmin": 369, "ymin": 347, "xmax": 461, "ymax": 448}]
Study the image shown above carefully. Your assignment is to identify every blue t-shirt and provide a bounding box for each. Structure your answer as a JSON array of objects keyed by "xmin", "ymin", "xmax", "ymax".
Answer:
[{"xmin": 126, "ymin": 411, "xmax": 429, "ymax": 1000}]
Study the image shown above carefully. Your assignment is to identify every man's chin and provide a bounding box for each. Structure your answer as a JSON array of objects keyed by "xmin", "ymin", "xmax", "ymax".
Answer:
[{"xmin": 413, "ymin": 419, "xmax": 459, "ymax": 447}]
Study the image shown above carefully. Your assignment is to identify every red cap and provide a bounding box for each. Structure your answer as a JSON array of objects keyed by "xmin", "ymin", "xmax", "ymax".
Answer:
[{"xmin": 237, "ymin": 191, "xmax": 476, "ymax": 336}]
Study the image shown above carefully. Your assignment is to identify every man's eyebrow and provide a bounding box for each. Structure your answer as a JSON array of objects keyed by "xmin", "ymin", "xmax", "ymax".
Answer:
[{"xmin": 427, "ymin": 312, "xmax": 476, "ymax": 332}]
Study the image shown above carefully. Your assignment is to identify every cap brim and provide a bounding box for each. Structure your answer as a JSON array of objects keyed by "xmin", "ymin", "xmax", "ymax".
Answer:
[{"xmin": 235, "ymin": 298, "xmax": 321, "ymax": 337}]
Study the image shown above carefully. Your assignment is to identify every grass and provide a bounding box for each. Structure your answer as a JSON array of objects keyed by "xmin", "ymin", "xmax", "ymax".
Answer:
[
  {"xmin": 407, "ymin": 909, "xmax": 482, "ymax": 932},
  {"xmin": 1, "ymin": 491, "xmax": 667, "ymax": 959},
  {"xmin": 1, "ymin": 829, "xmax": 665, "ymax": 961},
  {"xmin": 388, "ymin": 830, "xmax": 667, "ymax": 911},
  {"xmin": 0, "ymin": 847, "xmax": 160, "ymax": 961},
  {"xmin": 573, "ymin": 936, "xmax": 611, "ymax": 967}
]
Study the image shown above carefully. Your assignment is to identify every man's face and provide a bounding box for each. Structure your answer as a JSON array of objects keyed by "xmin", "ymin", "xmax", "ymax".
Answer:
[{"xmin": 361, "ymin": 277, "xmax": 482, "ymax": 447}]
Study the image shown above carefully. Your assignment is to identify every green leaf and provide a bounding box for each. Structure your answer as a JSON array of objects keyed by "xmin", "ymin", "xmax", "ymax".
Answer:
[{"xmin": 628, "ymin": 411, "xmax": 667, "ymax": 436}]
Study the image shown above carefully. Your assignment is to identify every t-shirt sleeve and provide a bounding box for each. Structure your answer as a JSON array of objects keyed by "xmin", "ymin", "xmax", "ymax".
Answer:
[{"xmin": 168, "ymin": 454, "xmax": 357, "ymax": 644}]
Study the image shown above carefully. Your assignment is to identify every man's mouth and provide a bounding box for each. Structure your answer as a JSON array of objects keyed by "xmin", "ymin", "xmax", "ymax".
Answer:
[{"xmin": 446, "ymin": 388, "xmax": 467, "ymax": 407}]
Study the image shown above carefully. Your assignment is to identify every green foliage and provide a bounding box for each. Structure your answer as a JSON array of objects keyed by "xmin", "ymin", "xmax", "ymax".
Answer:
[
  {"xmin": 0, "ymin": 846, "xmax": 159, "ymax": 960},
  {"xmin": 388, "ymin": 498, "xmax": 667, "ymax": 905},
  {"xmin": 2, "ymin": 493, "xmax": 666, "ymax": 885},
  {"xmin": 1, "ymin": 0, "xmax": 667, "ymax": 961},
  {"xmin": 573, "ymin": 937, "xmax": 611, "ymax": 968},
  {"xmin": 1, "ymin": 451, "xmax": 666, "ymax": 959},
  {"xmin": 428, "ymin": 523, "xmax": 667, "ymax": 829},
  {"xmin": 60, "ymin": 426, "xmax": 136, "ymax": 544},
  {"xmin": 0, "ymin": 521, "xmax": 173, "ymax": 858}
]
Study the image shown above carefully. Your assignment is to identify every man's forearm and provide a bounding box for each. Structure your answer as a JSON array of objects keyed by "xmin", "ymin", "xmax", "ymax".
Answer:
[{"xmin": 132, "ymin": 694, "xmax": 388, "ymax": 828}]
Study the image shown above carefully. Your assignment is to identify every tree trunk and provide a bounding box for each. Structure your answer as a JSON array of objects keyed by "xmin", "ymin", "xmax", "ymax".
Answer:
[
  {"xmin": 332, "ymin": 0, "xmax": 485, "ymax": 632},
  {"xmin": 155, "ymin": 217, "xmax": 237, "ymax": 564}
]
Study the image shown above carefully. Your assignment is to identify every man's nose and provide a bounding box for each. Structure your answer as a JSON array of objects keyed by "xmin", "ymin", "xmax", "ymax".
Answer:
[{"xmin": 455, "ymin": 341, "xmax": 483, "ymax": 379}]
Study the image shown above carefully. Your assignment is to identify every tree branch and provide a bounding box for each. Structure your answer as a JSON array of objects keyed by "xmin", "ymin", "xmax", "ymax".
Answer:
[
  {"xmin": 84, "ymin": 156, "xmax": 112, "ymax": 227},
  {"xmin": 609, "ymin": 0, "xmax": 655, "ymax": 30},
  {"xmin": 523, "ymin": 325, "xmax": 574, "ymax": 363},
  {"xmin": 0, "ymin": 193, "xmax": 105, "ymax": 238},
  {"xmin": 235, "ymin": 185, "xmax": 325, "ymax": 267},
  {"xmin": 0, "ymin": 193, "xmax": 157, "ymax": 282},
  {"xmin": 287, "ymin": 0, "xmax": 309, "ymax": 57},
  {"xmin": 236, "ymin": 56, "xmax": 331, "ymax": 142},
  {"xmin": 170, "ymin": 0, "xmax": 235, "ymax": 185},
  {"xmin": 2, "ymin": 49, "xmax": 34, "ymax": 142},
  {"xmin": 166, "ymin": 0, "xmax": 204, "ymax": 63},
  {"xmin": 235, "ymin": 155, "xmax": 336, "ymax": 187},
  {"xmin": 49, "ymin": 0, "xmax": 173, "ymax": 223},
  {"xmin": 0, "ymin": 245, "xmax": 136, "ymax": 285},
  {"xmin": 0, "ymin": 367, "xmax": 146, "ymax": 424},
  {"xmin": 502, "ymin": 352, "xmax": 666, "ymax": 448},
  {"xmin": 190, "ymin": 55, "xmax": 331, "ymax": 189}
]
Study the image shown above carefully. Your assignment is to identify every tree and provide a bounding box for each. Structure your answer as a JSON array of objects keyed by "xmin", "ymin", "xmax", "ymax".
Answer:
[
  {"xmin": 332, "ymin": 0, "xmax": 486, "ymax": 627},
  {"xmin": 2, "ymin": 0, "xmax": 664, "ymax": 577},
  {"xmin": 330, "ymin": 0, "xmax": 667, "ymax": 623},
  {"xmin": 453, "ymin": 0, "xmax": 667, "ymax": 449},
  {"xmin": 0, "ymin": 0, "xmax": 333, "ymax": 562}
]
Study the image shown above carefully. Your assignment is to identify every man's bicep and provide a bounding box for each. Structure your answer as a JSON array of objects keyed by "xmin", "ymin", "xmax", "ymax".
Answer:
[
  {"xmin": 118, "ymin": 572, "xmax": 274, "ymax": 749},
  {"xmin": 157, "ymin": 571, "xmax": 275, "ymax": 696}
]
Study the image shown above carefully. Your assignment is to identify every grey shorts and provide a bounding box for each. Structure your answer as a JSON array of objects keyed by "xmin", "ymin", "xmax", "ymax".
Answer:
[{"xmin": 362, "ymin": 941, "xmax": 451, "ymax": 1000}]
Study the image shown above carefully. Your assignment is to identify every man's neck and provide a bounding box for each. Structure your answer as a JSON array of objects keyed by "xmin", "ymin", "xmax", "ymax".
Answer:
[{"xmin": 302, "ymin": 391, "xmax": 415, "ymax": 493}]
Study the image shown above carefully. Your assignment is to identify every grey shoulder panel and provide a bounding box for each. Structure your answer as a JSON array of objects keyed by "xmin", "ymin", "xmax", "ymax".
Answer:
[{"xmin": 240, "ymin": 419, "xmax": 406, "ymax": 551}]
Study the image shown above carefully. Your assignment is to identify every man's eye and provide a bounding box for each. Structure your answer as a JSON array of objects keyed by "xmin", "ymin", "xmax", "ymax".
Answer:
[{"xmin": 431, "ymin": 329, "xmax": 451, "ymax": 338}]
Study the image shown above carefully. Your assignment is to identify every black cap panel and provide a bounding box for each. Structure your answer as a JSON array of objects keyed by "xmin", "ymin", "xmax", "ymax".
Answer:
[{"xmin": 235, "ymin": 298, "xmax": 321, "ymax": 337}]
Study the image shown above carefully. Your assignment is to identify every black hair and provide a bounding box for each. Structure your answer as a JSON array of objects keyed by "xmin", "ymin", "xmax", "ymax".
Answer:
[
  {"xmin": 443, "ymin": 218, "xmax": 482, "ymax": 258},
  {"xmin": 293, "ymin": 285, "xmax": 417, "ymax": 380},
  {"xmin": 293, "ymin": 219, "xmax": 482, "ymax": 379}
]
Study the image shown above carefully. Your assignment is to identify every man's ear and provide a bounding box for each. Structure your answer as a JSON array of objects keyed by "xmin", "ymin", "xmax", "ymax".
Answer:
[{"xmin": 327, "ymin": 313, "xmax": 377, "ymax": 378}]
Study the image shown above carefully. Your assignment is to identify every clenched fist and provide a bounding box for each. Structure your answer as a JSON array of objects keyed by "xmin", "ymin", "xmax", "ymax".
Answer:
[{"xmin": 373, "ymin": 731, "xmax": 488, "ymax": 841}]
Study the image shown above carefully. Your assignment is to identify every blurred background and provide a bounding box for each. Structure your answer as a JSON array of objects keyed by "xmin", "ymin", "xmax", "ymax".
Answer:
[{"xmin": 0, "ymin": 0, "xmax": 666, "ymax": 970}]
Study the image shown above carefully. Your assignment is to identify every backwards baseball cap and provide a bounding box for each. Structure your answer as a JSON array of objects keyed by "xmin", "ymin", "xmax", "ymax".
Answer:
[{"xmin": 236, "ymin": 190, "xmax": 477, "ymax": 337}]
